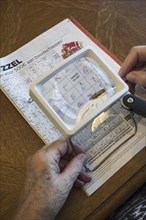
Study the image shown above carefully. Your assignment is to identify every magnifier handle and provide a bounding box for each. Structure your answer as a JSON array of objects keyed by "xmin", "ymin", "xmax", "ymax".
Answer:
[{"xmin": 123, "ymin": 94, "xmax": 146, "ymax": 118}]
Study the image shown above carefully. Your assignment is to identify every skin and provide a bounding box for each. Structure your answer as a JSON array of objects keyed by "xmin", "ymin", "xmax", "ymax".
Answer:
[
  {"xmin": 15, "ymin": 139, "xmax": 91, "ymax": 220},
  {"xmin": 118, "ymin": 46, "xmax": 146, "ymax": 94}
]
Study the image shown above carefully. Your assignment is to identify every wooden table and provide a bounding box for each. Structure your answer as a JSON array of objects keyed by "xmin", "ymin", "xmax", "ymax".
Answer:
[{"xmin": 0, "ymin": 1, "xmax": 146, "ymax": 219}]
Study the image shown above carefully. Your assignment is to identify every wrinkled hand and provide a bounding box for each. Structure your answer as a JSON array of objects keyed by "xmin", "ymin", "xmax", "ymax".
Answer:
[
  {"xmin": 15, "ymin": 139, "xmax": 91, "ymax": 220},
  {"xmin": 119, "ymin": 46, "xmax": 146, "ymax": 94}
]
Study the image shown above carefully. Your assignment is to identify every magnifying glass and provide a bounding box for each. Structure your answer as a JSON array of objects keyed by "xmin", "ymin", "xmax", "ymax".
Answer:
[{"xmin": 29, "ymin": 46, "xmax": 146, "ymax": 171}]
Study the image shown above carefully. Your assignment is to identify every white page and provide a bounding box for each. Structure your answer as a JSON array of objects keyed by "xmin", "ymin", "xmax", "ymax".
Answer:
[{"xmin": 0, "ymin": 18, "xmax": 145, "ymax": 196}]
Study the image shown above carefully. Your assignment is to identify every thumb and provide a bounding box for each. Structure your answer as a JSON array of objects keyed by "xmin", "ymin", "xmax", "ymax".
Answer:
[
  {"xmin": 126, "ymin": 70, "xmax": 146, "ymax": 87},
  {"xmin": 61, "ymin": 154, "xmax": 87, "ymax": 187}
]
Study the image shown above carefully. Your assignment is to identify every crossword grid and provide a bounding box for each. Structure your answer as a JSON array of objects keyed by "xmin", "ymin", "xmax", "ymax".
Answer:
[
  {"xmin": 1, "ymin": 50, "xmax": 63, "ymax": 143},
  {"xmin": 41, "ymin": 57, "xmax": 115, "ymax": 124}
]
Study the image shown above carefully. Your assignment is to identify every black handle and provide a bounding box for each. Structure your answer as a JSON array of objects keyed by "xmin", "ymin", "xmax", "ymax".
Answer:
[{"xmin": 123, "ymin": 94, "xmax": 146, "ymax": 118}]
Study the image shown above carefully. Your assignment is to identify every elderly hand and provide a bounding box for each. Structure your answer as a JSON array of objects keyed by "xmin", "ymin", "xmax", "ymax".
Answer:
[
  {"xmin": 119, "ymin": 46, "xmax": 146, "ymax": 94},
  {"xmin": 15, "ymin": 139, "xmax": 91, "ymax": 220}
]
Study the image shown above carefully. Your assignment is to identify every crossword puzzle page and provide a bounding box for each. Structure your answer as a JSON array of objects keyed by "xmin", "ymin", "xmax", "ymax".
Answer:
[{"xmin": 0, "ymin": 17, "xmax": 145, "ymax": 196}]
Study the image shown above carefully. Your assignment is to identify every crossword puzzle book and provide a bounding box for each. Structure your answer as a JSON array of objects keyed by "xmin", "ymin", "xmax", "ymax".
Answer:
[{"xmin": 0, "ymin": 17, "xmax": 145, "ymax": 196}]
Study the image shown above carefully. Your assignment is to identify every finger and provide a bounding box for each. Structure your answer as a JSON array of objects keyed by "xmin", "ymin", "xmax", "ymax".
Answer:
[
  {"xmin": 74, "ymin": 172, "xmax": 92, "ymax": 188},
  {"xmin": 60, "ymin": 142, "xmax": 85, "ymax": 160},
  {"xmin": 43, "ymin": 139, "xmax": 66, "ymax": 153},
  {"xmin": 43, "ymin": 139, "xmax": 73, "ymax": 163},
  {"xmin": 73, "ymin": 144, "xmax": 85, "ymax": 154},
  {"xmin": 119, "ymin": 46, "xmax": 146, "ymax": 78},
  {"xmin": 126, "ymin": 70, "xmax": 146, "ymax": 88},
  {"xmin": 77, "ymin": 171, "xmax": 92, "ymax": 183},
  {"xmin": 126, "ymin": 81, "xmax": 136, "ymax": 94},
  {"xmin": 61, "ymin": 154, "xmax": 87, "ymax": 188},
  {"xmin": 74, "ymin": 179, "xmax": 85, "ymax": 188}
]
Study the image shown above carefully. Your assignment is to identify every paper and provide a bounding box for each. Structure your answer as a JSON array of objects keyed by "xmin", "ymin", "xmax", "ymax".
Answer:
[{"xmin": 0, "ymin": 18, "xmax": 145, "ymax": 196}]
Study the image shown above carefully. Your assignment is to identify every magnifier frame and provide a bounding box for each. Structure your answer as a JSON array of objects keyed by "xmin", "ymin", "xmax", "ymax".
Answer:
[{"xmin": 29, "ymin": 46, "xmax": 128, "ymax": 137}]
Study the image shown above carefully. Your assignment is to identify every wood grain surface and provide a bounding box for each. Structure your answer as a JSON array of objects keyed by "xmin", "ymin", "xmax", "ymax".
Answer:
[{"xmin": 0, "ymin": 0, "xmax": 146, "ymax": 220}]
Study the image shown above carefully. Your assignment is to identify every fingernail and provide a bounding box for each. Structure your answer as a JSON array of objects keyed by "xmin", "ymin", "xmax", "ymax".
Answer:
[{"xmin": 83, "ymin": 171, "xmax": 91, "ymax": 178}]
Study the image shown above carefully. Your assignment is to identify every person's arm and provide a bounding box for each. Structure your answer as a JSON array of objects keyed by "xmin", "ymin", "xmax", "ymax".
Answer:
[
  {"xmin": 14, "ymin": 139, "xmax": 91, "ymax": 220},
  {"xmin": 119, "ymin": 46, "xmax": 146, "ymax": 93}
]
